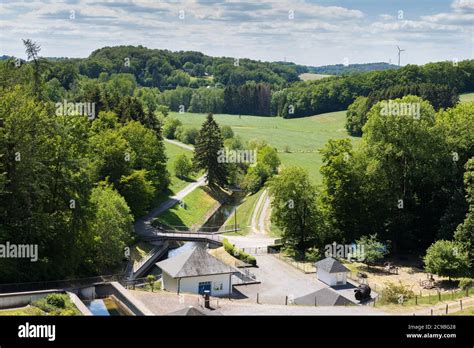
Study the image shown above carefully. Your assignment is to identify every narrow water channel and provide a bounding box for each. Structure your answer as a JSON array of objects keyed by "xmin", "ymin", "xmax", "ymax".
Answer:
[{"xmin": 200, "ymin": 191, "xmax": 244, "ymax": 232}]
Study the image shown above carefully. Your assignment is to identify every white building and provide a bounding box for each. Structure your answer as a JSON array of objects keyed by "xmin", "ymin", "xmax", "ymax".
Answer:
[
  {"xmin": 315, "ymin": 257, "xmax": 350, "ymax": 286},
  {"xmin": 156, "ymin": 246, "xmax": 238, "ymax": 297}
]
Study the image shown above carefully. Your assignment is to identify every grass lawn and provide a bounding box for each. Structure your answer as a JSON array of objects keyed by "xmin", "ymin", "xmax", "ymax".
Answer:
[
  {"xmin": 130, "ymin": 242, "xmax": 154, "ymax": 267},
  {"xmin": 153, "ymin": 187, "xmax": 221, "ymax": 228},
  {"xmin": 171, "ymin": 110, "xmax": 359, "ymax": 184},
  {"xmin": 299, "ymin": 73, "xmax": 332, "ymax": 81},
  {"xmin": 460, "ymin": 93, "xmax": 474, "ymax": 103},
  {"xmin": 164, "ymin": 141, "xmax": 198, "ymax": 194},
  {"xmin": 223, "ymin": 189, "xmax": 264, "ymax": 236},
  {"xmin": 0, "ymin": 305, "xmax": 45, "ymax": 316},
  {"xmin": 450, "ymin": 306, "xmax": 474, "ymax": 315}
]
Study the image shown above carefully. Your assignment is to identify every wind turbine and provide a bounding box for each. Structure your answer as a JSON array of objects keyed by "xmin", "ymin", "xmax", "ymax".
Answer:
[{"xmin": 397, "ymin": 45, "xmax": 406, "ymax": 66}]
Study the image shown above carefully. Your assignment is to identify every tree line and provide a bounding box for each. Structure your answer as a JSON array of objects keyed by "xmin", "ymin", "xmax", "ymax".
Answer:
[
  {"xmin": 269, "ymin": 96, "xmax": 474, "ymax": 276},
  {"xmin": 0, "ymin": 42, "xmax": 170, "ymax": 283}
]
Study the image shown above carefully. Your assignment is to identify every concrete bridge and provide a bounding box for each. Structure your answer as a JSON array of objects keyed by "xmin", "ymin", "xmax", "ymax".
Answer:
[{"xmin": 141, "ymin": 229, "xmax": 225, "ymax": 247}]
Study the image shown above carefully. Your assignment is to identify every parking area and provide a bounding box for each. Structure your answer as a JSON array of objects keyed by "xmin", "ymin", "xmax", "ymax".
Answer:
[{"xmin": 233, "ymin": 254, "xmax": 327, "ymax": 305}]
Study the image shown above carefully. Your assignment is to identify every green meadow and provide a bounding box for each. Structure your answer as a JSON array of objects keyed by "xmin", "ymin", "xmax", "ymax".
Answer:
[
  {"xmin": 460, "ymin": 92, "xmax": 474, "ymax": 103},
  {"xmin": 164, "ymin": 141, "xmax": 199, "ymax": 194},
  {"xmin": 170, "ymin": 110, "xmax": 360, "ymax": 184}
]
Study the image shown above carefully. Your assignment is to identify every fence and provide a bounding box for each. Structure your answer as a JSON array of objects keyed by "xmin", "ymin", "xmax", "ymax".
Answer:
[
  {"xmin": 241, "ymin": 246, "xmax": 268, "ymax": 255},
  {"xmin": 271, "ymin": 252, "xmax": 316, "ymax": 273}
]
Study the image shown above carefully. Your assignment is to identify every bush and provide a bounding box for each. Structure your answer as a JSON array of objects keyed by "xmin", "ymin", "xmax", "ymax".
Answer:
[
  {"xmin": 32, "ymin": 293, "xmax": 81, "ymax": 315},
  {"xmin": 221, "ymin": 125, "xmax": 234, "ymax": 140},
  {"xmin": 380, "ymin": 281, "xmax": 415, "ymax": 304},
  {"xmin": 162, "ymin": 117, "xmax": 182, "ymax": 139},
  {"xmin": 459, "ymin": 278, "xmax": 473, "ymax": 290},
  {"xmin": 46, "ymin": 293, "xmax": 66, "ymax": 308},
  {"xmin": 424, "ymin": 240, "xmax": 470, "ymax": 279},
  {"xmin": 222, "ymin": 238, "xmax": 257, "ymax": 266},
  {"xmin": 174, "ymin": 154, "xmax": 193, "ymax": 178},
  {"xmin": 176, "ymin": 126, "xmax": 199, "ymax": 144},
  {"xmin": 304, "ymin": 247, "xmax": 321, "ymax": 262}
]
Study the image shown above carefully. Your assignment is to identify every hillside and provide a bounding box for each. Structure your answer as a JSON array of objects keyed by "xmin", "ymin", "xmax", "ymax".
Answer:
[
  {"xmin": 170, "ymin": 110, "xmax": 360, "ymax": 184},
  {"xmin": 309, "ymin": 62, "xmax": 400, "ymax": 75}
]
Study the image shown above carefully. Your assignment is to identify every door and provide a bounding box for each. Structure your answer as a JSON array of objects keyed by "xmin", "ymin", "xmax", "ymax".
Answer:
[
  {"xmin": 336, "ymin": 273, "xmax": 344, "ymax": 285},
  {"xmin": 198, "ymin": 281, "xmax": 212, "ymax": 295}
]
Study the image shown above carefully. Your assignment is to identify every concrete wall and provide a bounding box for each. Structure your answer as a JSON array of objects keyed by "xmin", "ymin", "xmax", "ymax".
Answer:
[
  {"xmin": 163, "ymin": 273, "xmax": 231, "ymax": 297},
  {"xmin": 0, "ymin": 289, "xmax": 62, "ymax": 309},
  {"xmin": 95, "ymin": 282, "xmax": 153, "ymax": 316},
  {"xmin": 66, "ymin": 291, "xmax": 92, "ymax": 316},
  {"xmin": 317, "ymin": 270, "xmax": 347, "ymax": 286},
  {"xmin": 162, "ymin": 272, "xmax": 178, "ymax": 293}
]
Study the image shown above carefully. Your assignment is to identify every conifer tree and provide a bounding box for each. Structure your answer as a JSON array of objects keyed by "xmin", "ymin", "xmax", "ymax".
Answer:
[{"xmin": 193, "ymin": 113, "xmax": 228, "ymax": 187}]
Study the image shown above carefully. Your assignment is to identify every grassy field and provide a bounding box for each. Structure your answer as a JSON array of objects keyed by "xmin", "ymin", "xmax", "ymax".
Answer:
[
  {"xmin": 153, "ymin": 187, "xmax": 221, "ymax": 228},
  {"xmin": 170, "ymin": 110, "xmax": 359, "ymax": 184},
  {"xmin": 460, "ymin": 92, "xmax": 474, "ymax": 103},
  {"xmin": 299, "ymin": 73, "xmax": 332, "ymax": 81},
  {"xmin": 450, "ymin": 306, "xmax": 474, "ymax": 315},
  {"xmin": 0, "ymin": 306, "xmax": 45, "ymax": 316},
  {"xmin": 164, "ymin": 141, "xmax": 198, "ymax": 194},
  {"xmin": 223, "ymin": 189, "xmax": 264, "ymax": 236}
]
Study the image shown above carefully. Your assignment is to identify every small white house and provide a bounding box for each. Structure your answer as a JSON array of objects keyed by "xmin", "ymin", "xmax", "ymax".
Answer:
[
  {"xmin": 315, "ymin": 257, "xmax": 350, "ymax": 286},
  {"xmin": 156, "ymin": 246, "xmax": 238, "ymax": 297}
]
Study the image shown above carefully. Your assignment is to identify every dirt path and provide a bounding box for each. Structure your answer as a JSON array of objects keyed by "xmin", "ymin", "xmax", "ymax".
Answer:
[
  {"xmin": 250, "ymin": 189, "xmax": 267, "ymax": 234},
  {"xmin": 258, "ymin": 194, "xmax": 271, "ymax": 235},
  {"xmin": 226, "ymin": 189, "xmax": 276, "ymax": 249},
  {"xmin": 164, "ymin": 138, "xmax": 194, "ymax": 151}
]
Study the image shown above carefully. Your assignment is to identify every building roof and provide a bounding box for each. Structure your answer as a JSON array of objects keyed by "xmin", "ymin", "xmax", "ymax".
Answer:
[
  {"xmin": 166, "ymin": 306, "xmax": 207, "ymax": 316},
  {"xmin": 156, "ymin": 246, "xmax": 239, "ymax": 278},
  {"xmin": 315, "ymin": 257, "xmax": 350, "ymax": 273},
  {"xmin": 294, "ymin": 288, "xmax": 354, "ymax": 306}
]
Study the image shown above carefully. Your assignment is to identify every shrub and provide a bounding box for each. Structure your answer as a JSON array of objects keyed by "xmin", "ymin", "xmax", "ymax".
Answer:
[
  {"xmin": 424, "ymin": 240, "xmax": 470, "ymax": 279},
  {"xmin": 221, "ymin": 125, "xmax": 234, "ymax": 140},
  {"xmin": 162, "ymin": 117, "xmax": 182, "ymax": 139},
  {"xmin": 222, "ymin": 238, "xmax": 257, "ymax": 266},
  {"xmin": 174, "ymin": 154, "xmax": 193, "ymax": 178},
  {"xmin": 380, "ymin": 281, "xmax": 414, "ymax": 304},
  {"xmin": 304, "ymin": 247, "xmax": 321, "ymax": 262},
  {"xmin": 459, "ymin": 278, "xmax": 473, "ymax": 290},
  {"xmin": 176, "ymin": 126, "xmax": 199, "ymax": 144},
  {"xmin": 46, "ymin": 293, "xmax": 66, "ymax": 308},
  {"xmin": 32, "ymin": 293, "xmax": 80, "ymax": 315}
]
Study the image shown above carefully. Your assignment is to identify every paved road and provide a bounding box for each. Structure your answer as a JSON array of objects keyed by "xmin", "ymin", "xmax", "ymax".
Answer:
[{"xmin": 234, "ymin": 254, "xmax": 326, "ymax": 304}]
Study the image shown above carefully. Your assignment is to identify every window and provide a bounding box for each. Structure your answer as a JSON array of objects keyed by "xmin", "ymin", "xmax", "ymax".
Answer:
[{"xmin": 214, "ymin": 282, "xmax": 223, "ymax": 291}]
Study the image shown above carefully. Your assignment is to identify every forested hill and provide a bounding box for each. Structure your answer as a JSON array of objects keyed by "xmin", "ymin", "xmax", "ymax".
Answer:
[
  {"xmin": 72, "ymin": 45, "xmax": 300, "ymax": 87},
  {"xmin": 309, "ymin": 62, "xmax": 400, "ymax": 75},
  {"xmin": 276, "ymin": 62, "xmax": 400, "ymax": 75}
]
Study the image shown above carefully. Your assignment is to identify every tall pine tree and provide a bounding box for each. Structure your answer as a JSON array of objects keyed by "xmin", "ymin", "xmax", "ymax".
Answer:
[{"xmin": 193, "ymin": 113, "xmax": 228, "ymax": 187}]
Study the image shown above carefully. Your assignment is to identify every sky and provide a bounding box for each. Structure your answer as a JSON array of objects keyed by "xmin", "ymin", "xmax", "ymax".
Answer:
[{"xmin": 0, "ymin": 0, "xmax": 473, "ymax": 66}]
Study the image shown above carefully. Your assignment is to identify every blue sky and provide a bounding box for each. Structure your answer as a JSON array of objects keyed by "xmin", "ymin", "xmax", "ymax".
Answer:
[{"xmin": 0, "ymin": 0, "xmax": 472, "ymax": 66}]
